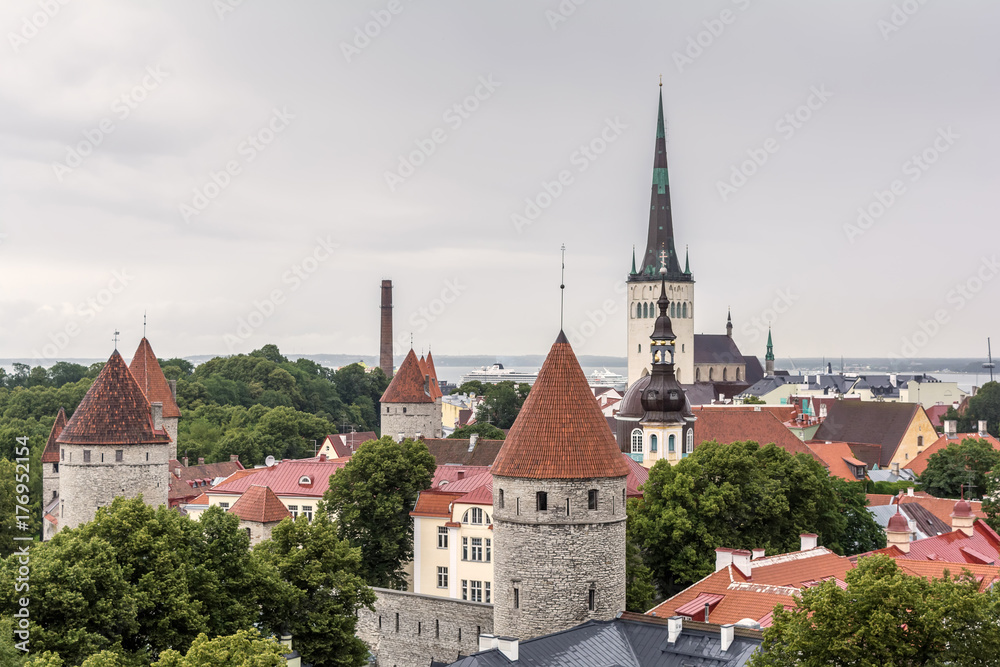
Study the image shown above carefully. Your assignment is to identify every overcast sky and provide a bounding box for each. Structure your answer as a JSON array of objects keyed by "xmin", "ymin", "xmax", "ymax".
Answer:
[{"xmin": 1, "ymin": 0, "xmax": 997, "ymax": 365}]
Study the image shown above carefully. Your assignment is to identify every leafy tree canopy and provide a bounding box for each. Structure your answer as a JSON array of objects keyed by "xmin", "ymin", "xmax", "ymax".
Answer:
[
  {"xmin": 448, "ymin": 422, "xmax": 505, "ymax": 440},
  {"xmin": 920, "ymin": 437, "xmax": 1000, "ymax": 499},
  {"xmin": 151, "ymin": 630, "xmax": 286, "ymax": 667},
  {"xmin": 473, "ymin": 381, "xmax": 530, "ymax": 430},
  {"xmin": 943, "ymin": 381, "xmax": 1000, "ymax": 436},
  {"xmin": 451, "ymin": 380, "xmax": 486, "ymax": 396},
  {"xmin": 323, "ymin": 436, "xmax": 436, "ymax": 589}
]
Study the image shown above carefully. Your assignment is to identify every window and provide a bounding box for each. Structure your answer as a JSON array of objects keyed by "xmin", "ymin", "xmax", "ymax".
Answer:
[
  {"xmin": 723, "ymin": 368, "xmax": 728, "ymax": 381},
  {"xmin": 686, "ymin": 430, "xmax": 694, "ymax": 454},
  {"xmin": 146, "ymin": 452, "xmax": 149, "ymax": 461},
  {"xmin": 461, "ymin": 580, "xmax": 468, "ymax": 601},
  {"xmin": 709, "ymin": 368, "xmax": 714, "ymax": 381},
  {"xmin": 462, "ymin": 537, "xmax": 468, "ymax": 560},
  {"xmin": 630, "ymin": 429, "xmax": 643, "ymax": 455},
  {"xmin": 588, "ymin": 588, "xmax": 596, "ymax": 611},
  {"xmin": 219, "ymin": 502, "xmax": 229, "ymax": 510},
  {"xmin": 623, "ymin": 489, "xmax": 626, "ymax": 507},
  {"xmin": 469, "ymin": 537, "xmax": 484, "ymax": 561},
  {"xmin": 499, "ymin": 489, "xmax": 504, "ymax": 509},
  {"xmin": 485, "ymin": 581, "xmax": 491, "ymax": 604},
  {"xmin": 395, "ymin": 612, "xmax": 399, "ymax": 633},
  {"xmin": 115, "ymin": 450, "xmax": 123, "ymax": 462},
  {"xmin": 650, "ymin": 434, "xmax": 658, "ymax": 453},
  {"xmin": 53, "ymin": 463, "xmax": 58, "ymax": 473},
  {"xmin": 403, "ymin": 407, "xmax": 407, "ymax": 414},
  {"xmin": 642, "ymin": 303, "xmax": 648, "ymax": 318},
  {"xmin": 736, "ymin": 367, "xmax": 742, "ymax": 381},
  {"xmin": 288, "ymin": 505, "xmax": 299, "ymax": 518},
  {"xmin": 83, "ymin": 450, "xmax": 91, "ymax": 463},
  {"xmin": 436, "ymin": 619, "xmax": 439, "ymax": 638},
  {"xmin": 514, "ymin": 586, "xmax": 520, "ymax": 609},
  {"xmin": 302, "ymin": 505, "xmax": 313, "ymax": 521},
  {"xmin": 486, "ymin": 538, "xmax": 491, "ymax": 562},
  {"xmin": 438, "ymin": 526, "xmax": 448, "ymax": 549},
  {"xmin": 536, "ymin": 491, "xmax": 547, "ymax": 511},
  {"xmin": 470, "ymin": 580, "xmax": 483, "ymax": 603},
  {"xmin": 670, "ymin": 302, "xmax": 676, "ymax": 318},
  {"xmin": 437, "ymin": 567, "xmax": 448, "ymax": 588},
  {"xmin": 61, "ymin": 449, "xmax": 64, "ymax": 462},
  {"xmin": 669, "ymin": 434, "xmax": 676, "ymax": 452},
  {"xmin": 245, "ymin": 527, "xmax": 251, "ymax": 540},
  {"xmin": 463, "ymin": 507, "xmax": 485, "ymax": 524},
  {"xmin": 683, "ymin": 303, "xmax": 688, "ymax": 318},
  {"xmin": 516, "ymin": 497, "xmax": 520, "ymax": 515},
  {"xmin": 101, "ymin": 453, "xmax": 104, "ymax": 463},
  {"xmin": 917, "ymin": 435, "xmax": 924, "ymax": 447},
  {"xmin": 696, "ymin": 368, "xmax": 701, "ymax": 381},
  {"xmin": 588, "ymin": 489, "xmax": 598, "ymax": 510}
]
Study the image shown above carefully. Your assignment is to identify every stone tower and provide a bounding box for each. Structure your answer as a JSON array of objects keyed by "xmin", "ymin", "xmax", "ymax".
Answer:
[
  {"xmin": 379, "ymin": 349, "xmax": 442, "ymax": 439},
  {"xmin": 380, "ymin": 280, "xmax": 394, "ymax": 378},
  {"xmin": 492, "ymin": 331, "xmax": 630, "ymax": 640},
  {"xmin": 765, "ymin": 327, "xmax": 775, "ymax": 376},
  {"xmin": 129, "ymin": 337, "xmax": 181, "ymax": 455},
  {"xmin": 56, "ymin": 350, "xmax": 173, "ymax": 531},
  {"xmin": 41, "ymin": 407, "xmax": 67, "ymax": 505},
  {"xmin": 627, "ymin": 85, "xmax": 694, "ymax": 385}
]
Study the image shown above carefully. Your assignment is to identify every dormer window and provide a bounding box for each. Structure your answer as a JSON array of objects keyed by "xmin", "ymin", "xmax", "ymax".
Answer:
[{"xmin": 299, "ymin": 475, "xmax": 312, "ymax": 485}]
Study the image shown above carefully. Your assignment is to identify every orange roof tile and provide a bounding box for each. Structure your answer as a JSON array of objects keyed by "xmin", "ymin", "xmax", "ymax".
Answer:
[
  {"xmin": 411, "ymin": 490, "xmax": 463, "ymax": 518},
  {"xmin": 805, "ymin": 441, "xmax": 866, "ymax": 481},
  {"xmin": 186, "ymin": 493, "xmax": 210, "ymax": 505},
  {"xmin": 897, "ymin": 493, "xmax": 985, "ymax": 523},
  {"xmin": 228, "ymin": 485, "xmax": 292, "ymax": 523},
  {"xmin": 906, "ymin": 433, "xmax": 1000, "ymax": 476},
  {"xmin": 128, "ymin": 338, "xmax": 181, "ymax": 419},
  {"xmin": 492, "ymin": 331, "xmax": 629, "ymax": 480},
  {"xmin": 425, "ymin": 350, "xmax": 443, "ymax": 399},
  {"xmin": 866, "ymin": 493, "xmax": 896, "ymax": 506},
  {"xmin": 57, "ymin": 351, "xmax": 172, "ymax": 446},
  {"xmin": 693, "ymin": 410, "xmax": 822, "ymax": 463},
  {"xmin": 380, "ymin": 349, "xmax": 434, "ymax": 404},
  {"xmin": 41, "ymin": 407, "xmax": 67, "ymax": 463}
]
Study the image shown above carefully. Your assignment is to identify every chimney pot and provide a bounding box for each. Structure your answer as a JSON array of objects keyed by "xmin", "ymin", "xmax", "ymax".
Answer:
[
  {"xmin": 230, "ymin": 454, "xmax": 239, "ymax": 463},
  {"xmin": 280, "ymin": 635, "xmax": 292, "ymax": 650},
  {"xmin": 174, "ymin": 467, "xmax": 181, "ymax": 477},
  {"xmin": 721, "ymin": 624, "xmax": 735, "ymax": 652},
  {"xmin": 667, "ymin": 616, "xmax": 683, "ymax": 644},
  {"xmin": 496, "ymin": 636, "xmax": 519, "ymax": 661},
  {"xmin": 182, "ymin": 456, "xmax": 189, "ymax": 467},
  {"xmin": 751, "ymin": 547, "xmax": 765, "ymax": 560},
  {"xmin": 319, "ymin": 453, "xmax": 327, "ymax": 462},
  {"xmin": 478, "ymin": 634, "xmax": 498, "ymax": 652},
  {"xmin": 715, "ymin": 548, "xmax": 734, "ymax": 572},
  {"xmin": 800, "ymin": 533, "xmax": 818, "ymax": 551},
  {"xmin": 731, "ymin": 550, "xmax": 752, "ymax": 578},
  {"xmin": 457, "ymin": 470, "xmax": 465, "ymax": 480},
  {"xmin": 979, "ymin": 420, "xmax": 989, "ymax": 436},
  {"xmin": 198, "ymin": 457, "xmax": 205, "ymax": 466},
  {"xmin": 907, "ymin": 487, "xmax": 914, "ymax": 497},
  {"xmin": 945, "ymin": 420, "xmax": 957, "ymax": 437}
]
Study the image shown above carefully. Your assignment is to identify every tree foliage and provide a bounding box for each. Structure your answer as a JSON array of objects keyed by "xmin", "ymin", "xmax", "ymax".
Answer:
[
  {"xmin": 943, "ymin": 381, "xmax": 999, "ymax": 436},
  {"xmin": 920, "ymin": 437, "xmax": 1000, "ymax": 499},
  {"xmin": 323, "ymin": 436, "xmax": 436, "ymax": 589},
  {"xmin": 447, "ymin": 422, "xmax": 505, "ymax": 440},
  {"xmin": 151, "ymin": 630, "xmax": 286, "ymax": 667},
  {"xmin": 473, "ymin": 381, "xmax": 530, "ymax": 429},
  {"xmin": 751, "ymin": 555, "xmax": 1000, "ymax": 667},
  {"xmin": 632, "ymin": 441, "xmax": 865, "ymax": 597},
  {"xmin": 625, "ymin": 498, "xmax": 655, "ymax": 612}
]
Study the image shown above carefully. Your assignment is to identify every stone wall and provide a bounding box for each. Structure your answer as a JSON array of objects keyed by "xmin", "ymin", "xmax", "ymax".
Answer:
[
  {"xmin": 42, "ymin": 461, "xmax": 59, "ymax": 506},
  {"xmin": 628, "ymin": 278, "xmax": 694, "ymax": 385},
  {"xmin": 357, "ymin": 587, "xmax": 494, "ymax": 667},
  {"xmin": 492, "ymin": 475, "xmax": 627, "ymax": 640},
  {"xmin": 162, "ymin": 417, "xmax": 179, "ymax": 457},
  {"xmin": 239, "ymin": 518, "xmax": 278, "ymax": 546},
  {"xmin": 58, "ymin": 441, "xmax": 170, "ymax": 530},
  {"xmin": 381, "ymin": 401, "xmax": 442, "ymax": 440}
]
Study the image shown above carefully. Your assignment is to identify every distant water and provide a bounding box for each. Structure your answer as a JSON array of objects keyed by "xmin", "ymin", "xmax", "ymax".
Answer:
[{"xmin": 436, "ymin": 365, "xmax": 628, "ymax": 386}]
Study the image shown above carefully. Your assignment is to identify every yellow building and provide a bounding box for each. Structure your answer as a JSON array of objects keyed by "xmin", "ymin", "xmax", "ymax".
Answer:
[{"xmin": 812, "ymin": 401, "xmax": 935, "ymax": 470}]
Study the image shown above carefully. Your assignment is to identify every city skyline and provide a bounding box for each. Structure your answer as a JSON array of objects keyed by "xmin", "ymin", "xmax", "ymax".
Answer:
[{"xmin": 1, "ymin": 1, "xmax": 997, "ymax": 362}]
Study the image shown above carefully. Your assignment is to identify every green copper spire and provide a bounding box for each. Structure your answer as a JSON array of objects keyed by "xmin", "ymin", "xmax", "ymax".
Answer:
[
  {"xmin": 630, "ymin": 245, "xmax": 637, "ymax": 275},
  {"xmin": 651, "ymin": 88, "xmax": 668, "ymax": 194},
  {"xmin": 765, "ymin": 327, "xmax": 775, "ymax": 361},
  {"xmin": 684, "ymin": 245, "xmax": 690, "ymax": 275}
]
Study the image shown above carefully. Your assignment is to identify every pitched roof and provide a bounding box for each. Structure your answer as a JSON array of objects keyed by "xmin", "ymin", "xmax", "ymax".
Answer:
[
  {"xmin": 693, "ymin": 334, "xmax": 745, "ymax": 366},
  {"xmin": 742, "ymin": 355, "xmax": 765, "ymax": 386},
  {"xmin": 423, "ymin": 438, "xmax": 505, "ymax": 467},
  {"xmin": 813, "ymin": 401, "xmax": 922, "ymax": 467},
  {"xmin": 623, "ymin": 453, "xmax": 649, "ymax": 498},
  {"xmin": 431, "ymin": 465, "xmax": 492, "ymax": 488},
  {"xmin": 897, "ymin": 493, "xmax": 985, "ymax": 523},
  {"xmin": 228, "ymin": 485, "xmax": 292, "ymax": 523},
  {"xmin": 804, "ymin": 441, "xmax": 867, "ymax": 481},
  {"xmin": 410, "ymin": 489, "xmax": 463, "ymax": 518},
  {"xmin": 866, "ymin": 493, "xmax": 896, "ymax": 506},
  {"xmin": 492, "ymin": 331, "xmax": 630, "ymax": 480},
  {"xmin": 692, "ymin": 409, "xmax": 822, "ymax": 462},
  {"xmin": 57, "ymin": 350, "xmax": 171, "ymax": 446},
  {"xmin": 186, "ymin": 493, "xmax": 210, "ymax": 506},
  {"xmin": 425, "ymin": 351, "xmax": 443, "ymax": 399},
  {"xmin": 128, "ymin": 338, "xmax": 181, "ymax": 418},
  {"xmin": 380, "ymin": 349, "xmax": 434, "ymax": 404},
  {"xmin": 906, "ymin": 433, "xmax": 1000, "ymax": 475},
  {"xmin": 322, "ymin": 432, "xmax": 378, "ymax": 457},
  {"xmin": 210, "ymin": 458, "xmax": 349, "ymax": 497},
  {"xmin": 41, "ymin": 407, "xmax": 67, "ymax": 463},
  {"xmin": 924, "ymin": 404, "xmax": 951, "ymax": 428},
  {"xmin": 867, "ymin": 520, "xmax": 1000, "ymax": 565},
  {"xmin": 168, "ymin": 458, "xmax": 244, "ymax": 502}
]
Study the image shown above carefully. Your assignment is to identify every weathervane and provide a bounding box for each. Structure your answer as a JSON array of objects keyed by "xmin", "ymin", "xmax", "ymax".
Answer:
[
  {"xmin": 559, "ymin": 243, "xmax": 566, "ymax": 330},
  {"xmin": 112, "ymin": 329, "xmax": 120, "ymax": 350},
  {"xmin": 143, "ymin": 310, "xmax": 147, "ymax": 338}
]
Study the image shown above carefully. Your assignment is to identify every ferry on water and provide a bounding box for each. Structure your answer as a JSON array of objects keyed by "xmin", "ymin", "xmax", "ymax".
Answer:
[{"xmin": 461, "ymin": 363, "xmax": 538, "ymax": 386}]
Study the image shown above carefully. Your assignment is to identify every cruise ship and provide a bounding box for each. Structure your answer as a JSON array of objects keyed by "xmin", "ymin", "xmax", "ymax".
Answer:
[
  {"xmin": 461, "ymin": 363, "xmax": 538, "ymax": 385},
  {"xmin": 587, "ymin": 368, "xmax": 627, "ymax": 391}
]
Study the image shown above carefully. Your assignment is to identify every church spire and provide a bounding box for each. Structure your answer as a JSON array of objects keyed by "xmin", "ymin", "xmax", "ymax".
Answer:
[
  {"xmin": 630, "ymin": 245, "xmax": 637, "ymax": 275},
  {"xmin": 727, "ymin": 307, "xmax": 733, "ymax": 338},
  {"xmin": 684, "ymin": 245, "xmax": 691, "ymax": 275},
  {"xmin": 765, "ymin": 326, "xmax": 775, "ymax": 375},
  {"xmin": 639, "ymin": 85, "xmax": 682, "ymax": 277}
]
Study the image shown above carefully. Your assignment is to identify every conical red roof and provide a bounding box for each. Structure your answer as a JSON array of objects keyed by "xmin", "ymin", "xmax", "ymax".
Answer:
[
  {"xmin": 229, "ymin": 485, "xmax": 291, "ymax": 523},
  {"xmin": 492, "ymin": 331, "xmax": 629, "ymax": 480},
  {"xmin": 41, "ymin": 407, "xmax": 67, "ymax": 463},
  {"xmin": 425, "ymin": 350, "xmax": 443, "ymax": 399},
  {"xmin": 380, "ymin": 349, "xmax": 434, "ymax": 404},
  {"xmin": 129, "ymin": 338, "xmax": 181, "ymax": 418},
  {"xmin": 57, "ymin": 350, "xmax": 172, "ymax": 446}
]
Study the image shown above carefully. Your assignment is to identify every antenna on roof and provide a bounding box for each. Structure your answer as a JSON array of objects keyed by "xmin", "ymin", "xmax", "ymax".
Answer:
[
  {"xmin": 112, "ymin": 329, "xmax": 120, "ymax": 350},
  {"xmin": 985, "ymin": 338, "xmax": 995, "ymax": 383},
  {"xmin": 559, "ymin": 243, "xmax": 566, "ymax": 331}
]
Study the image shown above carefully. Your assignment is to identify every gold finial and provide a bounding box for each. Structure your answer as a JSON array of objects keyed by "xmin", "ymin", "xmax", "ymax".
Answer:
[{"xmin": 659, "ymin": 74, "xmax": 662, "ymax": 87}]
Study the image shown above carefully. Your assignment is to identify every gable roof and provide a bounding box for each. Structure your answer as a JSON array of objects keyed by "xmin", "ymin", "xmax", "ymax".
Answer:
[
  {"xmin": 228, "ymin": 485, "xmax": 292, "ymax": 523},
  {"xmin": 906, "ymin": 433, "xmax": 1000, "ymax": 475},
  {"xmin": 322, "ymin": 431, "xmax": 378, "ymax": 457},
  {"xmin": 813, "ymin": 401, "xmax": 922, "ymax": 467},
  {"xmin": 57, "ymin": 350, "xmax": 171, "ymax": 446},
  {"xmin": 804, "ymin": 441, "xmax": 867, "ymax": 481},
  {"xmin": 210, "ymin": 458, "xmax": 349, "ymax": 497},
  {"xmin": 924, "ymin": 404, "xmax": 951, "ymax": 428},
  {"xmin": 128, "ymin": 338, "xmax": 181, "ymax": 418},
  {"xmin": 423, "ymin": 438, "xmax": 505, "ymax": 467},
  {"xmin": 380, "ymin": 349, "xmax": 434, "ymax": 404},
  {"xmin": 41, "ymin": 407, "xmax": 67, "ymax": 463},
  {"xmin": 693, "ymin": 334, "xmax": 745, "ymax": 366},
  {"xmin": 168, "ymin": 458, "xmax": 244, "ymax": 502},
  {"xmin": 692, "ymin": 409, "xmax": 822, "ymax": 462},
  {"xmin": 492, "ymin": 331, "xmax": 629, "ymax": 480},
  {"xmin": 742, "ymin": 355, "xmax": 765, "ymax": 386},
  {"xmin": 410, "ymin": 489, "xmax": 463, "ymax": 518}
]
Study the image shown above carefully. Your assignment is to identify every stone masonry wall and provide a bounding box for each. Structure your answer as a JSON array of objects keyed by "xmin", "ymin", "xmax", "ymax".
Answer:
[
  {"xmin": 162, "ymin": 417, "xmax": 179, "ymax": 458},
  {"xmin": 381, "ymin": 401, "xmax": 442, "ymax": 440},
  {"xmin": 492, "ymin": 475, "xmax": 627, "ymax": 640},
  {"xmin": 58, "ymin": 441, "xmax": 170, "ymax": 530},
  {"xmin": 357, "ymin": 587, "xmax": 494, "ymax": 667},
  {"xmin": 42, "ymin": 461, "xmax": 59, "ymax": 506}
]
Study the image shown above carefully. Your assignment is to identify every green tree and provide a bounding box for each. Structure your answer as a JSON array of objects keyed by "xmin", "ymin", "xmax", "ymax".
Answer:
[
  {"xmin": 750, "ymin": 555, "xmax": 1000, "ymax": 667},
  {"xmin": 448, "ymin": 422, "xmax": 506, "ymax": 440},
  {"xmin": 831, "ymin": 478, "xmax": 886, "ymax": 554},
  {"xmin": 152, "ymin": 630, "xmax": 286, "ymax": 667},
  {"xmin": 323, "ymin": 436, "xmax": 436, "ymax": 588},
  {"xmin": 741, "ymin": 395, "xmax": 766, "ymax": 405},
  {"xmin": 255, "ymin": 516, "xmax": 375, "ymax": 667},
  {"xmin": 920, "ymin": 437, "xmax": 1000, "ymax": 499},
  {"xmin": 632, "ymin": 441, "xmax": 848, "ymax": 596},
  {"xmin": 625, "ymin": 498, "xmax": 655, "ymax": 612},
  {"xmin": 47, "ymin": 361, "xmax": 89, "ymax": 387},
  {"xmin": 452, "ymin": 380, "xmax": 486, "ymax": 396},
  {"xmin": 474, "ymin": 381, "xmax": 530, "ymax": 429}
]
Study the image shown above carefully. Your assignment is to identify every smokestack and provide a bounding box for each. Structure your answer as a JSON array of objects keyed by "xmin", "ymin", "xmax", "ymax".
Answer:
[{"xmin": 380, "ymin": 279, "xmax": 394, "ymax": 378}]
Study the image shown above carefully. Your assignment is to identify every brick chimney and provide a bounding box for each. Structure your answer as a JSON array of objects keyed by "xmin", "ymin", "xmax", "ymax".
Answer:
[
  {"xmin": 886, "ymin": 509, "xmax": 911, "ymax": 553},
  {"xmin": 951, "ymin": 499, "xmax": 975, "ymax": 537},
  {"xmin": 319, "ymin": 453, "xmax": 327, "ymax": 462},
  {"xmin": 800, "ymin": 533, "xmax": 818, "ymax": 551},
  {"xmin": 151, "ymin": 401, "xmax": 163, "ymax": 431},
  {"xmin": 198, "ymin": 457, "xmax": 205, "ymax": 465},
  {"xmin": 182, "ymin": 456, "xmax": 189, "ymax": 467},
  {"xmin": 230, "ymin": 455, "xmax": 239, "ymax": 463},
  {"xmin": 979, "ymin": 420, "xmax": 989, "ymax": 437},
  {"xmin": 945, "ymin": 420, "xmax": 957, "ymax": 437},
  {"xmin": 715, "ymin": 548, "xmax": 734, "ymax": 572},
  {"xmin": 731, "ymin": 550, "xmax": 752, "ymax": 578},
  {"xmin": 380, "ymin": 280, "xmax": 394, "ymax": 378}
]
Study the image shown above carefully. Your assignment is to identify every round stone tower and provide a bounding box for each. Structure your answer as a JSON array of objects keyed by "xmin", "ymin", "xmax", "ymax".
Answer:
[
  {"xmin": 492, "ymin": 331, "xmax": 630, "ymax": 640},
  {"xmin": 56, "ymin": 349, "xmax": 172, "ymax": 531}
]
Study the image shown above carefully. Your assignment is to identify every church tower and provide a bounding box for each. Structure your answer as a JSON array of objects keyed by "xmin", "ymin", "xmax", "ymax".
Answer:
[
  {"xmin": 129, "ymin": 337, "xmax": 181, "ymax": 456},
  {"xmin": 765, "ymin": 327, "xmax": 775, "ymax": 376},
  {"xmin": 492, "ymin": 331, "xmax": 629, "ymax": 640},
  {"xmin": 627, "ymin": 85, "xmax": 694, "ymax": 385},
  {"xmin": 379, "ymin": 349, "xmax": 442, "ymax": 440}
]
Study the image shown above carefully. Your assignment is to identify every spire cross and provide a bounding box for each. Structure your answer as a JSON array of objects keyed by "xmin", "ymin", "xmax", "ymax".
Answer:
[
  {"xmin": 658, "ymin": 248, "xmax": 668, "ymax": 273},
  {"xmin": 112, "ymin": 330, "xmax": 120, "ymax": 349},
  {"xmin": 143, "ymin": 310, "xmax": 147, "ymax": 338},
  {"xmin": 559, "ymin": 243, "xmax": 566, "ymax": 330}
]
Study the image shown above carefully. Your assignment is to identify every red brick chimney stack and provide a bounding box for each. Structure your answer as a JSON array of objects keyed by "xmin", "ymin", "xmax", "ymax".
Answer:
[{"xmin": 380, "ymin": 280, "xmax": 394, "ymax": 378}]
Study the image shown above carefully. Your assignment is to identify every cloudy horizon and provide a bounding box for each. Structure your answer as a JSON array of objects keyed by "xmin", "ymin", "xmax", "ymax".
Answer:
[{"xmin": 1, "ymin": 1, "xmax": 997, "ymax": 365}]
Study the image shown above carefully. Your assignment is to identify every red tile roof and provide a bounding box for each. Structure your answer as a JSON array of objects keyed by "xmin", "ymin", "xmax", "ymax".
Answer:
[
  {"xmin": 696, "ymin": 405, "xmax": 797, "ymax": 422},
  {"xmin": 866, "ymin": 520, "xmax": 1000, "ymax": 565},
  {"xmin": 866, "ymin": 493, "xmax": 896, "ymax": 506},
  {"xmin": 804, "ymin": 441, "xmax": 867, "ymax": 481},
  {"xmin": 813, "ymin": 401, "xmax": 923, "ymax": 467},
  {"xmin": 168, "ymin": 458, "xmax": 244, "ymax": 503},
  {"xmin": 323, "ymin": 432, "xmax": 378, "ymax": 457},
  {"xmin": 380, "ymin": 349, "xmax": 434, "ymax": 404},
  {"xmin": 210, "ymin": 458, "xmax": 349, "ymax": 498},
  {"xmin": 693, "ymin": 409, "xmax": 822, "ymax": 463},
  {"xmin": 186, "ymin": 493, "xmax": 210, "ymax": 505},
  {"xmin": 424, "ymin": 352, "xmax": 443, "ymax": 400},
  {"xmin": 432, "ymin": 465, "xmax": 492, "ymax": 488},
  {"xmin": 623, "ymin": 454, "xmax": 649, "ymax": 498},
  {"xmin": 41, "ymin": 407, "xmax": 67, "ymax": 463},
  {"xmin": 229, "ymin": 485, "xmax": 292, "ymax": 523},
  {"xmin": 411, "ymin": 489, "xmax": 463, "ymax": 518},
  {"xmin": 924, "ymin": 405, "xmax": 951, "ymax": 428},
  {"xmin": 492, "ymin": 331, "xmax": 629, "ymax": 480},
  {"xmin": 896, "ymin": 493, "xmax": 985, "ymax": 523},
  {"xmin": 57, "ymin": 350, "xmax": 172, "ymax": 446},
  {"xmin": 895, "ymin": 560, "xmax": 1000, "ymax": 592},
  {"xmin": 906, "ymin": 433, "xmax": 1000, "ymax": 476},
  {"xmin": 128, "ymin": 338, "xmax": 181, "ymax": 419}
]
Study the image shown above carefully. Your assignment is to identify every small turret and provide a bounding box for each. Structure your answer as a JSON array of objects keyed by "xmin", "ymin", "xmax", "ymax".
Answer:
[
  {"xmin": 726, "ymin": 308, "xmax": 733, "ymax": 339},
  {"xmin": 765, "ymin": 327, "xmax": 775, "ymax": 376}
]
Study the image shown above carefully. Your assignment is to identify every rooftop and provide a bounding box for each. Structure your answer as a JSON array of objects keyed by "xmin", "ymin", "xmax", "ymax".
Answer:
[
  {"xmin": 128, "ymin": 337, "xmax": 181, "ymax": 419},
  {"xmin": 380, "ymin": 349, "xmax": 434, "ymax": 404},
  {"xmin": 228, "ymin": 485, "xmax": 292, "ymax": 523}
]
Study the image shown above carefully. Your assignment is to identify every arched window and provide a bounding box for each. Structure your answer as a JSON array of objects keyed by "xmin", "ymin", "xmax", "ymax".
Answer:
[
  {"xmin": 650, "ymin": 434, "xmax": 658, "ymax": 453},
  {"xmin": 683, "ymin": 303, "xmax": 688, "ymax": 318},
  {"xmin": 696, "ymin": 368, "xmax": 701, "ymax": 382},
  {"xmin": 642, "ymin": 303, "xmax": 648, "ymax": 318},
  {"xmin": 649, "ymin": 302, "xmax": 655, "ymax": 317},
  {"xmin": 670, "ymin": 303, "xmax": 676, "ymax": 318},
  {"xmin": 917, "ymin": 435, "xmax": 923, "ymax": 448},
  {"xmin": 668, "ymin": 434, "xmax": 675, "ymax": 452},
  {"xmin": 630, "ymin": 429, "xmax": 643, "ymax": 454},
  {"xmin": 723, "ymin": 368, "xmax": 728, "ymax": 381},
  {"xmin": 686, "ymin": 430, "xmax": 694, "ymax": 454},
  {"xmin": 709, "ymin": 368, "xmax": 714, "ymax": 381},
  {"xmin": 736, "ymin": 367, "xmax": 742, "ymax": 381},
  {"xmin": 462, "ymin": 507, "xmax": 489, "ymax": 524},
  {"xmin": 676, "ymin": 369, "xmax": 681, "ymax": 382},
  {"xmin": 636, "ymin": 302, "xmax": 642, "ymax": 318}
]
